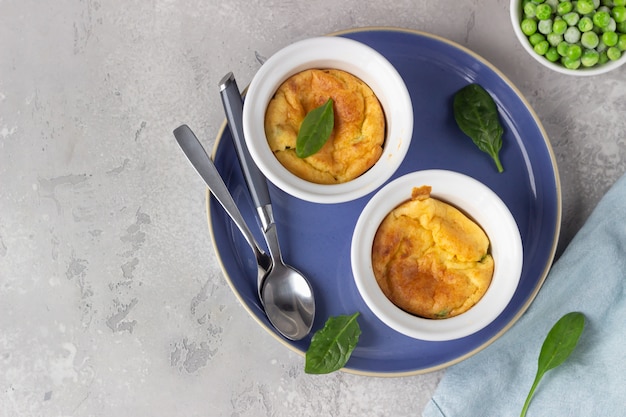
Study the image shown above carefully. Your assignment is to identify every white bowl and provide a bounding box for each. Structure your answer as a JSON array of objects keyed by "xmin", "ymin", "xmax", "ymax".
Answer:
[
  {"xmin": 510, "ymin": 0, "xmax": 626, "ymax": 76},
  {"xmin": 242, "ymin": 36, "xmax": 413, "ymax": 204},
  {"xmin": 351, "ymin": 170, "xmax": 523, "ymax": 341}
]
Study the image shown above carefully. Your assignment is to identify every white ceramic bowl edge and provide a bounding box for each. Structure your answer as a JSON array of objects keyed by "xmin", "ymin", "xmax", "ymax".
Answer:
[
  {"xmin": 351, "ymin": 170, "xmax": 524, "ymax": 341},
  {"xmin": 509, "ymin": 0, "xmax": 626, "ymax": 76},
  {"xmin": 243, "ymin": 36, "xmax": 413, "ymax": 204}
]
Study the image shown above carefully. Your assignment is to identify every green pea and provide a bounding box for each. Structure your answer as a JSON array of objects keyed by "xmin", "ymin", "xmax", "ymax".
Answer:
[
  {"xmin": 563, "ymin": 12, "xmax": 580, "ymax": 26},
  {"xmin": 581, "ymin": 30, "xmax": 601, "ymax": 47},
  {"xmin": 617, "ymin": 20, "xmax": 626, "ymax": 32},
  {"xmin": 605, "ymin": 18, "xmax": 617, "ymax": 32},
  {"xmin": 524, "ymin": 2, "xmax": 538, "ymax": 17},
  {"xmin": 564, "ymin": 26, "xmax": 582, "ymax": 42},
  {"xmin": 593, "ymin": 10, "xmax": 612, "ymax": 27},
  {"xmin": 539, "ymin": 19, "xmax": 554, "ymax": 33},
  {"xmin": 567, "ymin": 43, "xmax": 583, "ymax": 59},
  {"xmin": 618, "ymin": 33, "xmax": 626, "ymax": 50},
  {"xmin": 614, "ymin": 0, "xmax": 626, "ymax": 6},
  {"xmin": 557, "ymin": 1, "xmax": 573, "ymax": 14},
  {"xmin": 561, "ymin": 56, "xmax": 582, "ymax": 68},
  {"xmin": 532, "ymin": 0, "xmax": 546, "ymax": 3},
  {"xmin": 553, "ymin": 18, "xmax": 568, "ymax": 33},
  {"xmin": 612, "ymin": 5, "xmax": 626, "ymax": 22},
  {"xmin": 557, "ymin": 40, "xmax": 570, "ymax": 55},
  {"xmin": 522, "ymin": 18, "xmax": 539, "ymax": 35},
  {"xmin": 530, "ymin": 32, "xmax": 547, "ymax": 45},
  {"xmin": 546, "ymin": 46, "xmax": 561, "ymax": 61},
  {"xmin": 534, "ymin": 40, "xmax": 551, "ymax": 54},
  {"xmin": 581, "ymin": 49, "xmax": 600, "ymax": 65},
  {"xmin": 607, "ymin": 45, "xmax": 622, "ymax": 59},
  {"xmin": 548, "ymin": 31, "xmax": 565, "ymax": 45},
  {"xmin": 536, "ymin": 3, "xmax": 553, "ymax": 19},
  {"xmin": 578, "ymin": 16, "xmax": 594, "ymax": 31},
  {"xmin": 576, "ymin": 0, "xmax": 595, "ymax": 15},
  {"xmin": 602, "ymin": 30, "xmax": 619, "ymax": 45},
  {"xmin": 577, "ymin": 0, "xmax": 596, "ymax": 14},
  {"xmin": 599, "ymin": 50, "xmax": 610, "ymax": 64}
]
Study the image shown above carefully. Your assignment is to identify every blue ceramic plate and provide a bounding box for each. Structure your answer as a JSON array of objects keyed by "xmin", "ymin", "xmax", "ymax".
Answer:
[{"xmin": 207, "ymin": 27, "xmax": 561, "ymax": 376}]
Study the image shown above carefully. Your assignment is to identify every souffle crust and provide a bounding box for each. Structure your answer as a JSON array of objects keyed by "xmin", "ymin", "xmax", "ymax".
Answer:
[
  {"xmin": 371, "ymin": 186, "xmax": 494, "ymax": 319},
  {"xmin": 264, "ymin": 69, "xmax": 385, "ymax": 184}
]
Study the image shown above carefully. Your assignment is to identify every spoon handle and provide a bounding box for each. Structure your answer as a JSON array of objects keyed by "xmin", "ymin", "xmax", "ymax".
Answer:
[
  {"xmin": 218, "ymin": 72, "xmax": 274, "ymax": 232},
  {"xmin": 173, "ymin": 124, "xmax": 269, "ymax": 268}
]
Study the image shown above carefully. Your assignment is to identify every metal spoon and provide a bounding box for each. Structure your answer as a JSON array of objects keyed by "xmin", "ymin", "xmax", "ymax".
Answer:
[
  {"xmin": 173, "ymin": 124, "xmax": 271, "ymax": 304},
  {"xmin": 219, "ymin": 72, "xmax": 315, "ymax": 341},
  {"xmin": 173, "ymin": 123, "xmax": 314, "ymax": 340}
]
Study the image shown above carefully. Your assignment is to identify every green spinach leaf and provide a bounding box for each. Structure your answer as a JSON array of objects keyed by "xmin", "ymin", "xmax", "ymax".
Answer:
[
  {"xmin": 296, "ymin": 98, "xmax": 334, "ymax": 158},
  {"xmin": 453, "ymin": 83, "xmax": 505, "ymax": 173},
  {"xmin": 520, "ymin": 311, "xmax": 585, "ymax": 417},
  {"xmin": 305, "ymin": 312, "xmax": 361, "ymax": 374}
]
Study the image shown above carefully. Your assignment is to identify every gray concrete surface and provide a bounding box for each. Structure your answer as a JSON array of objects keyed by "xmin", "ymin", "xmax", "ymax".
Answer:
[{"xmin": 1, "ymin": 0, "xmax": 624, "ymax": 416}]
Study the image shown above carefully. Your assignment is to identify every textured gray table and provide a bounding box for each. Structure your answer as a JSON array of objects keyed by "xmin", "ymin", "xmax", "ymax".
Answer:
[{"xmin": 1, "ymin": 1, "xmax": 624, "ymax": 416}]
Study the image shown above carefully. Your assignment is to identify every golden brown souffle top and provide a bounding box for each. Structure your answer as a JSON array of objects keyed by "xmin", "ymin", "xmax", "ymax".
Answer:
[
  {"xmin": 264, "ymin": 69, "xmax": 385, "ymax": 184},
  {"xmin": 371, "ymin": 186, "xmax": 494, "ymax": 319}
]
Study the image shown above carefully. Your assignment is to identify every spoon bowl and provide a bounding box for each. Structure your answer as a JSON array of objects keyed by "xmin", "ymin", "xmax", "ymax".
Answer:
[
  {"xmin": 258, "ymin": 220, "xmax": 316, "ymax": 340},
  {"xmin": 262, "ymin": 261, "xmax": 316, "ymax": 340}
]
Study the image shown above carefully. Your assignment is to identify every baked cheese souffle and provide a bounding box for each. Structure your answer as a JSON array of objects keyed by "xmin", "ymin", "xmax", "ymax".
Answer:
[
  {"xmin": 264, "ymin": 69, "xmax": 385, "ymax": 184},
  {"xmin": 371, "ymin": 185, "xmax": 494, "ymax": 319}
]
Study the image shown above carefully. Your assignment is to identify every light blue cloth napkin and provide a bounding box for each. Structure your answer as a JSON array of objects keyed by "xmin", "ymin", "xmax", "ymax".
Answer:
[{"xmin": 423, "ymin": 172, "xmax": 626, "ymax": 417}]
